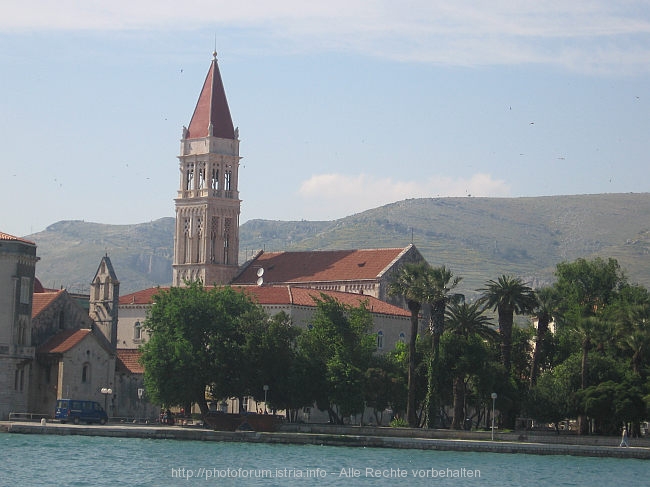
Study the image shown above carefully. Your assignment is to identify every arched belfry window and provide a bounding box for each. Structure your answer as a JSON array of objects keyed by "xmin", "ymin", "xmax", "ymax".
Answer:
[
  {"xmin": 225, "ymin": 170, "xmax": 232, "ymax": 191},
  {"xmin": 186, "ymin": 163, "xmax": 194, "ymax": 191},
  {"xmin": 211, "ymin": 168, "xmax": 219, "ymax": 190}
]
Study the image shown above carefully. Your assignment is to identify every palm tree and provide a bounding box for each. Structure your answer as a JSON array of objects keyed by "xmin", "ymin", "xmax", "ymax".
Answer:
[
  {"xmin": 424, "ymin": 266, "xmax": 463, "ymax": 357},
  {"xmin": 571, "ymin": 314, "xmax": 603, "ymax": 435},
  {"xmin": 422, "ymin": 265, "xmax": 463, "ymax": 427},
  {"xmin": 445, "ymin": 300, "xmax": 497, "ymax": 429},
  {"xmin": 529, "ymin": 286, "xmax": 556, "ymax": 387},
  {"xmin": 479, "ymin": 275, "xmax": 536, "ymax": 373},
  {"xmin": 388, "ymin": 261, "xmax": 429, "ymax": 427}
]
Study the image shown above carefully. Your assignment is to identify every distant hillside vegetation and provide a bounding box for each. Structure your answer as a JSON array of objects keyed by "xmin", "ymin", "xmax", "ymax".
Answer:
[{"xmin": 27, "ymin": 193, "xmax": 650, "ymax": 296}]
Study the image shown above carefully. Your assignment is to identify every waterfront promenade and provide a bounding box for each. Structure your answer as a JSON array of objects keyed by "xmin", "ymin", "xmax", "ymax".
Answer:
[{"xmin": 2, "ymin": 420, "xmax": 649, "ymax": 459}]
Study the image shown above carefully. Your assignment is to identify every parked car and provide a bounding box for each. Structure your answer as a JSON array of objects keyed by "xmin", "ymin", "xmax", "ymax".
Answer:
[{"xmin": 55, "ymin": 399, "xmax": 108, "ymax": 425}]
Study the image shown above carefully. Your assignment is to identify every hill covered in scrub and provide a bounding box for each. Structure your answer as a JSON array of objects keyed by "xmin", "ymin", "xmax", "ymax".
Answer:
[{"xmin": 26, "ymin": 193, "xmax": 650, "ymax": 296}]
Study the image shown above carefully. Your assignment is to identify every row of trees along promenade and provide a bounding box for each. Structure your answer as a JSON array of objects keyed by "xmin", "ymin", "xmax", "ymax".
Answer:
[{"xmin": 140, "ymin": 256, "xmax": 650, "ymax": 436}]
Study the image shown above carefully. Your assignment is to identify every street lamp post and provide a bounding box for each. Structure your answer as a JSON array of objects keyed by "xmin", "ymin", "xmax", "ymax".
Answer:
[
  {"xmin": 101, "ymin": 387, "xmax": 113, "ymax": 418},
  {"xmin": 491, "ymin": 392, "xmax": 498, "ymax": 441},
  {"xmin": 263, "ymin": 385, "xmax": 269, "ymax": 413},
  {"xmin": 137, "ymin": 388, "xmax": 145, "ymax": 423}
]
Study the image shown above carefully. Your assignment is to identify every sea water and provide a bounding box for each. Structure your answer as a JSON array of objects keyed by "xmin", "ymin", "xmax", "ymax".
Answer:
[{"xmin": 1, "ymin": 433, "xmax": 648, "ymax": 487}]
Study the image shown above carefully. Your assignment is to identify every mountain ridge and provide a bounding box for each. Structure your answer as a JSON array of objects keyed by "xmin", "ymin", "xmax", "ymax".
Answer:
[{"xmin": 25, "ymin": 193, "xmax": 650, "ymax": 295}]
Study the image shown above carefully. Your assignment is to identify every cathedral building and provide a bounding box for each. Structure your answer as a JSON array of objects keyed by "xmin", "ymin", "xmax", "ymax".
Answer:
[{"xmin": 1, "ymin": 52, "xmax": 425, "ymax": 422}]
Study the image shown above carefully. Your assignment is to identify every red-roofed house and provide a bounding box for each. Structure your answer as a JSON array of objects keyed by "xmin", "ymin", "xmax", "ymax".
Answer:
[
  {"xmin": 231, "ymin": 244, "xmax": 425, "ymax": 306},
  {"xmin": 118, "ymin": 284, "xmax": 411, "ymax": 354},
  {"xmin": 28, "ymin": 286, "xmax": 115, "ymax": 417},
  {"xmin": 33, "ymin": 328, "xmax": 116, "ymax": 416}
]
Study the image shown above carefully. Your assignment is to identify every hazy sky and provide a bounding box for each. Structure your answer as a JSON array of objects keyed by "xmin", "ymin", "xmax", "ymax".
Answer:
[{"xmin": 2, "ymin": 1, "xmax": 649, "ymax": 238}]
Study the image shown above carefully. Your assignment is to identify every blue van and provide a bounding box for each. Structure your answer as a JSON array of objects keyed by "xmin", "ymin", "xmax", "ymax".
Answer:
[{"xmin": 55, "ymin": 399, "xmax": 108, "ymax": 425}]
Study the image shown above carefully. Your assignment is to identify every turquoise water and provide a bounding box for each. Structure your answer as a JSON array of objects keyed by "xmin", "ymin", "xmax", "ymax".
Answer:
[{"xmin": 2, "ymin": 433, "xmax": 648, "ymax": 487}]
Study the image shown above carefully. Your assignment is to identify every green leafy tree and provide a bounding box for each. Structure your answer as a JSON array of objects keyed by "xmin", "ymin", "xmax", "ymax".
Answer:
[
  {"xmin": 551, "ymin": 257, "xmax": 629, "ymax": 433},
  {"xmin": 140, "ymin": 282, "xmax": 268, "ymax": 417},
  {"xmin": 530, "ymin": 286, "xmax": 557, "ymax": 387},
  {"xmin": 364, "ymin": 354, "xmax": 407, "ymax": 425},
  {"xmin": 297, "ymin": 294, "xmax": 375, "ymax": 424},
  {"xmin": 239, "ymin": 311, "xmax": 302, "ymax": 413},
  {"xmin": 576, "ymin": 379, "xmax": 647, "ymax": 435},
  {"xmin": 527, "ymin": 352, "xmax": 626, "ymax": 431},
  {"xmin": 388, "ymin": 261, "xmax": 429, "ymax": 427}
]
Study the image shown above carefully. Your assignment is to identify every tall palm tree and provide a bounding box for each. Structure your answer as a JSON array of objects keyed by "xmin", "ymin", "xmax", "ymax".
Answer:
[
  {"xmin": 422, "ymin": 265, "xmax": 463, "ymax": 427},
  {"xmin": 529, "ymin": 286, "xmax": 556, "ymax": 387},
  {"xmin": 571, "ymin": 313, "xmax": 603, "ymax": 435},
  {"xmin": 479, "ymin": 275, "xmax": 536, "ymax": 373},
  {"xmin": 388, "ymin": 261, "xmax": 429, "ymax": 427},
  {"xmin": 445, "ymin": 300, "xmax": 497, "ymax": 429},
  {"xmin": 424, "ymin": 266, "xmax": 464, "ymax": 357}
]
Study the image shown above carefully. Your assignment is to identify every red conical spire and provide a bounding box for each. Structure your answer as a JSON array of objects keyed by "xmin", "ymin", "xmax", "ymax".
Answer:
[{"xmin": 186, "ymin": 51, "xmax": 235, "ymax": 140}]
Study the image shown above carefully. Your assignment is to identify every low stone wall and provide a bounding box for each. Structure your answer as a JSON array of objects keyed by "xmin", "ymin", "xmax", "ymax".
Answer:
[
  {"xmin": 279, "ymin": 423, "xmax": 650, "ymax": 448},
  {"xmin": 3, "ymin": 421, "xmax": 649, "ymax": 459}
]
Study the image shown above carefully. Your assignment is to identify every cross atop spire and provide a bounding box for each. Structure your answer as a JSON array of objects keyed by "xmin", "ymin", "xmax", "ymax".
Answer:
[{"xmin": 185, "ymin": 54, "xmax": 235, "ymax": 140}]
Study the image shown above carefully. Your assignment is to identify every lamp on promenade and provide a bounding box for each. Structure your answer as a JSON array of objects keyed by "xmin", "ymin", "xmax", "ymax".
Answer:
[
  {"xmin": 101, "ymin": 387, "xmax": 113, "ymax": 416},
  {"xmin": 263, "ymin": 385, "xmax": 269, "ymax": 412},
  {"xmin": 138, "ymin": 388, "xmax": 145, "ymax": 423},
  {"xmin": 491, "ymin": 392, "xmax": 498, "ymax": 441}
]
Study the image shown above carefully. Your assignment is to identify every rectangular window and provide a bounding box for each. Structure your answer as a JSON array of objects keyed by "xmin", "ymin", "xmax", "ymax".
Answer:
[{"xmin": 20, "ymin": 277, "xmax": 31, "ymax": 304}]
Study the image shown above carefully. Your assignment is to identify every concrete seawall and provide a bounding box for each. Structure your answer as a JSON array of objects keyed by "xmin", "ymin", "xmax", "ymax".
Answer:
[{"xmin": 2, "ymin": 421, "xmax": 649, "ymax": 459}]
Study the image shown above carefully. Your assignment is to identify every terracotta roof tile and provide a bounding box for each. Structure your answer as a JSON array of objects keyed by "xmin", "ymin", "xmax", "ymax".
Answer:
[
  {"xmin": 37, "ymin": 328, "xmax": 91, "ymax": 354},
  {"xmin": 116, "ymin": 349, "xmax": 144, "ymax": 374},
  {"xmin": 32, "ymin": 290, "xmax": 65, "ymax": 319},
  {"xmin": 232, "ymin": 248, "xmax": 409, "ymax": 285},
  {"xmin": 0, "ymin": 231, "xmax": 35, "ymax": 245},
  {"xmin": 119, "ymin": 287, "xmax": 165, "ymax": 305},
  {"xmin": 120, "ymin": 285, "xmax": 409, "ymax": 318}
]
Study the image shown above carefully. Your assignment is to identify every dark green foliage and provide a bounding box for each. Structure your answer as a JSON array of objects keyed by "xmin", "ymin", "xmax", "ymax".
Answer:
[
  {"xmin": 139, "ymin": 282, "xmax": 294, "ymax": 416},
  {"xmin": 388, "ymin": 261, "xmax": 430, "ymax": 427},
  {"xmin": 479, "ymin": 275, "xmax": 536, "ymax": 373},
  {"xmin": 297, "ymin": 294, "xmax": 375, "ymax": 424}
]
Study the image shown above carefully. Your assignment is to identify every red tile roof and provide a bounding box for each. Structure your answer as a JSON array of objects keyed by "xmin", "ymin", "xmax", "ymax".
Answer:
[
  {"xmin": 32, "ymin": 290, "xmax": 65, "ymax": 318},
  {"xmin": 0, "ymin": 231, "xmax": 35, "ymax": 245},
  {"xmin": 120, "ymin": 285, "xmax": 409, "ymax": 318},
  {"xmin": 116, "ymin": 349, "xmax": 144, "ymax": 374},
  {"xmin": 232, "ymin": 247, "xmax": 410, "ymax": 285},
  {"xmin": 37, "ymin": 328, "xmax": 91, "ymax": 354},
  {"xmin": 239, "ymin": 286, "xmax": 411, "ymax": 317},
  {"xmin": 186, "ymin": 53, "xmax": 235, "ymax": 140},
  {"xmin": 119, "ymin": 287, "xmax": 165, "ymax": 305}
]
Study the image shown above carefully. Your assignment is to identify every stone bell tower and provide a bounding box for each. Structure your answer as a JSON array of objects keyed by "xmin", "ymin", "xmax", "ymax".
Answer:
[
  {"xmin": 172, "ymin": 52, "xmax": 241, "ymax": 287},
  {"xmin": 88, "ymin": 255, "xmax": 120, "ymax": 348}
]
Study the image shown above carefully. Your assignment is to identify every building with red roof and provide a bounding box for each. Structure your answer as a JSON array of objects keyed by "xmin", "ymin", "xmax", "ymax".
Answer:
[
  {"xmin": 118, "ymin": 284, "xmax": 412, "ymax": 353},
  {"xmin": 34, "ymin": 328, "xmax": 115, "ymax": 415}
]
